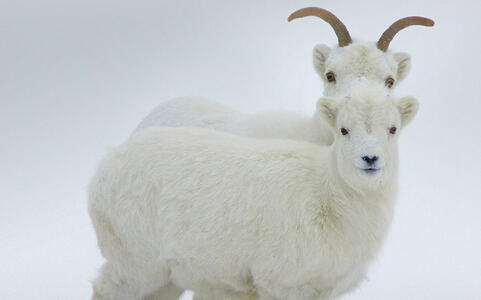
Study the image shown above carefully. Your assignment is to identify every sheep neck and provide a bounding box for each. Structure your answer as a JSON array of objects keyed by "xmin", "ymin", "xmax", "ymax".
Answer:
[{"xmin": 313, "ymin": 143, "xmax": 397, "ymax": 255}]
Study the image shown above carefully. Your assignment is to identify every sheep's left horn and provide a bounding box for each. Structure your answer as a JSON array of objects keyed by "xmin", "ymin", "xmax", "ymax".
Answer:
[
  {"xmin": 288, "ymin": 7, "xmax": 352, "ymax": 47},
  {"xmin": 377, "ymin": 16, "xmax": 435, "ymax": 52}
]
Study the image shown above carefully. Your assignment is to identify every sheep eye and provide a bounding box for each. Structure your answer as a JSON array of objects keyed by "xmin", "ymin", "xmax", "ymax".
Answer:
[
  {"xmin": 385, "ymin": 77, "xmax": 395, "ymax": 88},
  {"xmin": 326, "ymin": 72, "xmax": 335, "ymax": 82},
  {"xmin": 340, "ymin": 128, "xmax": 349, "ymax": 136},
  {"xmin": 389, "ymin": 127, "xmax": 397, "ymax": 134}
]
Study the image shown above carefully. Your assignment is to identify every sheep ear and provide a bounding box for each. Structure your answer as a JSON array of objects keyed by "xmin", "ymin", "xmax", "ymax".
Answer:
[
  {"xmin": 395, "ymin": 96, "xmax": 419, "ymax": 128},
  {"xmin": 393, "ymin": 52, "xmax": 411, "ymax": 84},
  {"xmin": 313, "ymin": 44, "xmax": 332, "ymax": 81},
  {"xmin": 317, "ymin": 97, "xmax": 340, "ymax": 129}
]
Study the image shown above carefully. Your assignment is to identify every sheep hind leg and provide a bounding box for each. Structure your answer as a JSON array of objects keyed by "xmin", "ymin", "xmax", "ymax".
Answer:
[
  {"xmin": 192, "ymin": 292, "xmax": 210, "ymax": 300},
  {"xmin": 193, "ymin": 291, "xmax": 252, "ymax": 300},
  {"xmin": 144, "ymin": 282, "xmax": 185, "ymax": 300},
  {"xmin": 91, "ymin": 260, "xmax": 172, "ymax": 300}
]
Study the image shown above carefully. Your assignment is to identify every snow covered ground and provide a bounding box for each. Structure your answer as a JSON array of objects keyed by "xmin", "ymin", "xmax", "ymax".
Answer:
[{"xmin": 1, "ymin": 1, "xmax": 480, "ymax": 299}]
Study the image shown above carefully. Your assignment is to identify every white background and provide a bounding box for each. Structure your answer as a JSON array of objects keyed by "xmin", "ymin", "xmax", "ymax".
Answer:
[{"xmin": 1, "ymin": 0, "xmax": 480, "ymax": 299}]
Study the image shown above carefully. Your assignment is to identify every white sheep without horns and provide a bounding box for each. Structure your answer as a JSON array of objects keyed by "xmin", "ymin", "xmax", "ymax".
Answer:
[
  {"xmin": 132, "ymin": 7, "xmax": 433, "ymax": 146},
  {"xmin": 89, "ymin": 87, "xmax": 419, "ymax": 300}
]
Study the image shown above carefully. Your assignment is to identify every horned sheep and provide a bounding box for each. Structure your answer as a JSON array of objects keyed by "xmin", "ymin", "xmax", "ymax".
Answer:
[
  {"xmin": 89, "ymin": 87, "xmax": 419, "ymax": 300},
  {"xmin": 132, "ymin": 7, "xmax": 433, "ymax": 146}
]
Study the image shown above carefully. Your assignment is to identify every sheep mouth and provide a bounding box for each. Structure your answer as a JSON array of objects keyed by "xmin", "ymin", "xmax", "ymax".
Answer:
[{"xmin": 357, "ymin": 167, "xmax": 383, "ymax": 178}]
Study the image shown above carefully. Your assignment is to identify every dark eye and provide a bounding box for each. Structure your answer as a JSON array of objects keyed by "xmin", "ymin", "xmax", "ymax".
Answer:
[
  {"xmin": 385, "ymin": 77, "xmax": 395, "ymax": 88},
  {"xmin": 389, "ymin": 127, "xmax": 397, "ymax": 134},
  {"xmin": 326, "ymin": 72, "xmax": 335, "ymax": 82},
  {"xmin": 341, "ymin": 128, "xmax": 349, "ymax": 136}
]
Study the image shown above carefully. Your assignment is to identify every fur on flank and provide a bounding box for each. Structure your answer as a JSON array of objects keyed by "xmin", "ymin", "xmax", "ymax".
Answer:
[
  {"xmin": 89, "ymin": 88, "xmax": 419, "ymax": 300},
  {"xmin": 133, "ymin": 96, "xmax": 311, "ymax": 142}
]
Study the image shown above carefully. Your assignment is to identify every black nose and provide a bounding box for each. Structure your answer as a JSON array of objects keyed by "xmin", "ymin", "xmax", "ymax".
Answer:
[{"xmin": 362, "ymin": 155, "xmax": 379, "ymax": 165}]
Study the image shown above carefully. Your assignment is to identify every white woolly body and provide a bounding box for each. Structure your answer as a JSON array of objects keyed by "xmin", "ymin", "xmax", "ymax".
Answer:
[
  {"xmin": 133, "ymin": 41, "xmax": 411, "ymax": 146},
  {"xmin": 89, "ymin": 89, "xmax": 419, "ymax": 300},
  {"xmin": 133, "ymin": 96, "xmax": 311, "ymax": 141}
]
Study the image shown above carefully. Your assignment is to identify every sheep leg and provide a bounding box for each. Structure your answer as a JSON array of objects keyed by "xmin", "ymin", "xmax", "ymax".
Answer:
[
  {"xmin": 192, "ymin": 292, "xmax": 218, "ymax": 300},
  {"xmin": 193, "ymin": 290, "xmax": 259, "ymax": 300},
  {"xmin": 91, "ymin": 260, "xmax": 174, "ymax": 300},
  {"xmin": 143, "ymin": 281, "xmax": 185, "ymax": 300}
]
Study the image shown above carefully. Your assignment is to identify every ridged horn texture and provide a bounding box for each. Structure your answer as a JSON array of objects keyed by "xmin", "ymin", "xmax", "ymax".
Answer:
[
  {"xmin": 288, "ymin": 7, "xmax": 352, "ymax": 47},
  {"xmin": 377, "ymin": 17, "xmax": 435, "ymax": 52}
]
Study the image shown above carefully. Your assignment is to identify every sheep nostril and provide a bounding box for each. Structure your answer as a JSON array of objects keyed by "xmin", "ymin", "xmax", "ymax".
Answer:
[{"xmin": 362, "ymin": 156, "xmax": 379, "ymax": 165}]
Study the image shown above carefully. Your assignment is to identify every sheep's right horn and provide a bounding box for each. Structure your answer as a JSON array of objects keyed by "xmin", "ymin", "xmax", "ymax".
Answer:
[
  {"xmin": 377, "ymin": 17, "xmax": 435, "ymax": 52},
  {"xmin": 288, "ymin": 7, "xmax": 352, "ymax": 47}
]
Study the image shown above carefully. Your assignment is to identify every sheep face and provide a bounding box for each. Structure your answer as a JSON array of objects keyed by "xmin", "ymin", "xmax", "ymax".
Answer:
[
  {"xmin": 313, "ymin": 41, "xmax": 411, "ymax": 97},
  {"xmin": 318, "ymin": 88, "xmax": 418, "ymax": 192}
]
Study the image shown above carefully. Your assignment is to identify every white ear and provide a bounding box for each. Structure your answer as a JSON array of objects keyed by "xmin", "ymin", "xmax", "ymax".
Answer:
[
  {"xmin": 313, "ymin": 44, "xmax": 332, "ymax": 81},
  {"xmin": 393, "ymin": 52, "xmax": 411, "ymax": 84},
  {"xmin": 317, "ymin": 97, "xmax": 340, "ymax": 129},
  {"xmin": 395, "ymin": 96, "xmax": 419, "ymax": 128}
]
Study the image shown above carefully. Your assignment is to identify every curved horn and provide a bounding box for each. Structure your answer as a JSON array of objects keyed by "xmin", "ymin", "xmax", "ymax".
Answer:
[
  {"xmin": 288, "ymin": 7, "xmax": 352, "ymax": 47},
  {"xmin": 377, "ymin": 17, "xmax": 435, "ymax": 52}
]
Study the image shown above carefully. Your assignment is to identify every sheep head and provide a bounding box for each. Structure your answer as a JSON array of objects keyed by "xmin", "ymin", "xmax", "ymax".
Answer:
[
  {"xmin": 288, "ymin": 7, "xmax": 434, "ymax": 96},
  {"xmin": 317, "ymin": 88, "xmax": 419, "ymax": 191}
]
